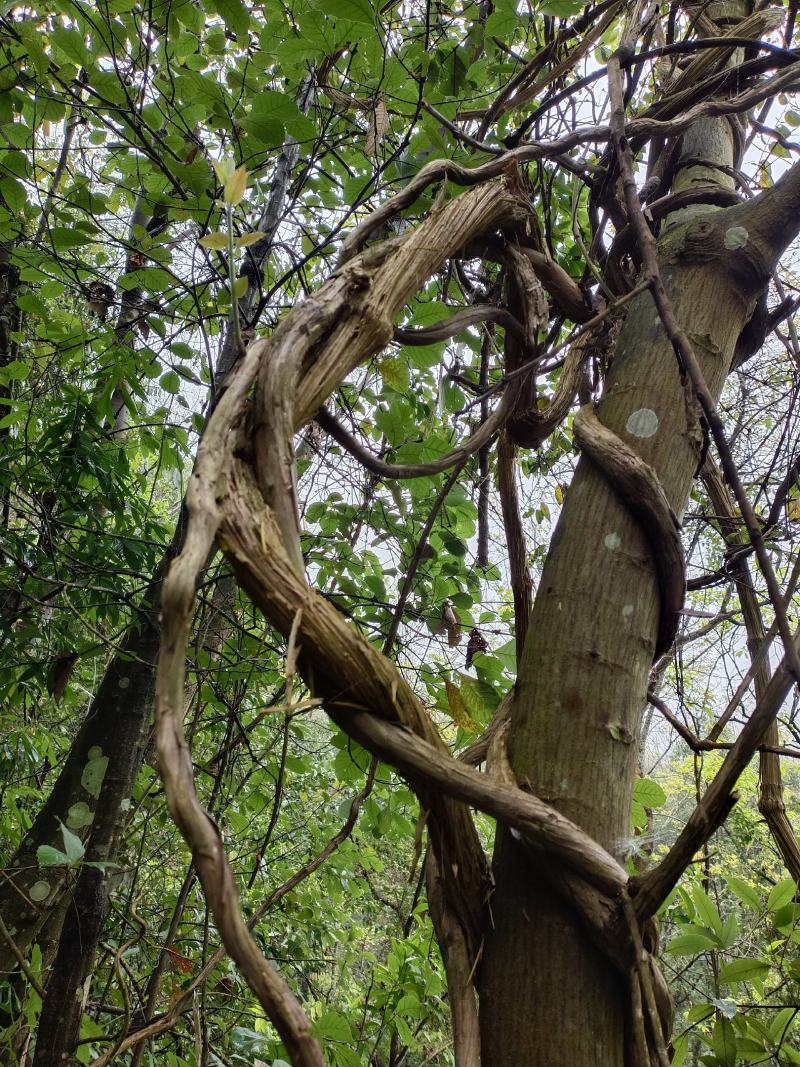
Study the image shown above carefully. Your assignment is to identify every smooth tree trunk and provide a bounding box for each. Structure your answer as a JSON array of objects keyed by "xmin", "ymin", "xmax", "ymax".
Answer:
[{"xmin": 479, "ymin": 170, "xmax": 800, "ymax": 1066}]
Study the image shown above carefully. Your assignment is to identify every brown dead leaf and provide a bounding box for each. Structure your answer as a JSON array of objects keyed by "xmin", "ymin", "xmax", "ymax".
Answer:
[
  {"xmin": 365, "ymin": 98, "xmax": 389, "ymax": 157},
  {"xmin": 434, "ymin": 600, "xmax": 461, "ymax": 646}
]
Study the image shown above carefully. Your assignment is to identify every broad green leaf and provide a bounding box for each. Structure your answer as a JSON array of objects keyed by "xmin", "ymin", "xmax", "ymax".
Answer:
[
  {"xmin": 691, "ymin": 884, "xmax": 723, "ymax": 938},
  {"xmin": 315, "ymin": 0, "xmax": 375, "ymax": 25},
  {"xmin": 37, "ymin": 844, "xmax": 69, "ymax": 867},
  {"xmin": 50, "ymin": 26, "xmax": 92, "ymax": 68},
  {"xmin": 770, "ymin": 1007, "xmax": 797, "ymax": 1043},
  {"xmin": 665, "ymin": 930, "xmax": 718, "ymax": 955},
  {"xmin": 726, "ymin": 875, "xmax": 761, "ymax": 912},
  {"xmin": 768, "ymin": 877, "xmax": 796, "ymax": 911},
  {"xmin": 378, "ymin": 357, "xmax": 409, "ymax": 393},
  {"xmin": 1, "ymin": 359, "xmax": 29, "ymax": 381},
  {"xmin": 457, "ymin": 674, "xmax": 498, "ymax": 727},
  {"xmin": 485, "ymin": 9, "xmax": 518, "ymax": 36},
  {"xmin": 211, "ymin": 0, "xmax": 250, "ymax": 36},
  {"xmin": 632, "ymin": 778, "xmax": 667, "ymax": 809},
  {"xmin": 160, "ymin": 370, "xmax": 181, "ymax": 394},
  {"xmin": 540, "ymin": 0, "xmax": 584, "ymax": 15},
  {"xmin": 59, "ymin": 821, "xmax": 85, "ymax": 865},
  {"xmin": 212, "ymin": 158, "xmax": 236, "ymax": 184},
  {"xmin": 718, "ymin": 911, "xmax": 738, "ymax": 949},
  {"xmin": 314, "ymin": 1008, "xmax": 352, "ymax": 1042},
  {"xmin": 711, "ymin": 1015, "xmax": 736, "ymax": 1067},
  {"xmin": 718, "ymin": 958, "xmax": 770, "ymax": 985},
  {"xmin": 0, "ymin": 177, "xmax": 27, "ymax": 214},
  {"xmin": 670, "ymin": 1034, "xmax": 688, "ymax": 1067}
]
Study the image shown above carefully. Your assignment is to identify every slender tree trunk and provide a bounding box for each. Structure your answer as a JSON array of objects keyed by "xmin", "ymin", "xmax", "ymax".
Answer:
[
  {"xmin": 480, "ymin": 236, "xmax": 765, "ymax": 1065},
  {"xmin": 0, "ymin": 89, "xmax": 314, "ymax": 1063},
  {"xmin": 477, "ymin": 100, "xmax": 800, "ymax": 1056},
  {"xmin": 0, "ymin": 555, "xmax": 167, "ymax": 976}
]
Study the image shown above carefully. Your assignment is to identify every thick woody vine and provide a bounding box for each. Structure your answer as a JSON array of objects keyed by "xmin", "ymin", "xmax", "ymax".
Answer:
[{"xmin": 153, "ymin": 64, "xmax": 800, "ymax": 1067}]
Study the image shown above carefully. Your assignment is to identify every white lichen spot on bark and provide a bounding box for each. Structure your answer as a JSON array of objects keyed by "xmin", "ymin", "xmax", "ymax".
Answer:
[
  {"xmin": 82, "ymin": 752, "xmax": 110, "ymax": 799},
  {"xmin": 625, "ymin": 408, "xmax": 659, "ymax": 438},
  {"xmin": 117, "ymin": 676, "xmax": 130, "ymax": 689},
  {"xmin": 622, "ymin": 604, "xmax": 633, "ymax": 618},
  {"xmin": 29, "ymin": 880, "xmax": 50, "ymax": 902},
  {"xmin": 604, "ymin": 532, "xmax": 621, "ymax": 550},
  {"xmin": 724, "ymin": 225, "xmax": 749, "ymax": 250},
  {"xmin": 66, "ymin": 801, "xmax": 93, "ymax": 829}
]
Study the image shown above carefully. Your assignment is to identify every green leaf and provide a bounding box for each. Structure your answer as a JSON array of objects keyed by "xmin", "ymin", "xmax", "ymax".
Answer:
[
  {"xmin": 314, "ymin": 1008, "xmax": 353, "ymax": 1042},
  {"xmin": 670, "ymin": 1034, "xmax": 688, "ymax": 1067},
  {"xmin": 37, "ymin": 844, "xmax": 69, "ymax": 866},
  {"xmin": 59, "ymin": 821, "xmax": 85, "ymax": 865},
  {"xmin": 711, "ymin": 1015, "xmax": 736, "ymax": 1067},
  {"xmin": 718, "ymin": 911, "xmax": 738, "ymax": 949},
  {"xmin": 50, "ymin": 26, "xmax": 92, "ymax": 68},
  {"xmin": 160, "ymin": 370, "xmax": 181, "ymax": 394},
  {"xmin": 457, "ymin": 674, "xmax": 498, "ymax": 727},
  {"xmin": 232, "ymin": 275, "xmax": 248, "ymax": 299},
  {"xmin": 768, "ymin": 877, "xmax": 796, "ymax": 911},
  {"xmin": 718, "ymin": 958, "xmax": 770, "ymax": 986},
  {"xmin": 726, "ymin": 875, "xmax": 761, "ymax": 912},
  {"xmin": 1, "ymin": 359, "xmax": 29, "ymax": 381},
  {"xmin": 540, "ymin": 0, "xmax": 584, "ymax": 15},
  {"xmin": 690, "ymin": 884, "xmax": 723, "ymax": 937},
  {"xmin": 223, "ymin": 165, "xmax": 248, "ymax": 206},
  {"xmin": 0, "ymin": 177, "xmax": 27, "ymax": 214},
  {"xmin": 665, "ymin": 930, "xmax": 718, "ymax": 955},
  {"xmin": 485, "ymin": 9, "xmax": 518, "ymax": 37},
  {"xmin": 394, "ymin": 1015, "xmax": 413, "ymax": 1046},
  {"xmin": 314, "ymin": 0, "xmax": 375, "ymax": 25},
  {"xmin": 632, "ymin": 778, "xmax": 667, "ymax": 809},
  {"xmin": 15, "ymin": 293, "xmax": 47, "ymax": 318},
  {"xmin": 378, "ymin": 356, "xmax": 409, "ymax": 393},
  {"xmin": 241, "ymin": 90, "xmax": 306, "ymax": 146},
  {"xmin": 235, "ymin": 232, "xmax": 263, "ymax": 248},
  {"xmin": 769, "ymin": 1006, "xmax": 797, "ymax": 1043},
  {"xmin": 210, "ymin": 0, "xmax": 250, "ymax": 36},
  {"xmin": 49, "ymin": 227, "xmax": 91, "ymax": 251}
]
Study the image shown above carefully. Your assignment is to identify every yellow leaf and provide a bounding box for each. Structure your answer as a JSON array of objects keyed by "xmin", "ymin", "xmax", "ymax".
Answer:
[
  {"xmin": 788, "ymin": 499, "xmax": 800, "ymax": 523},
  {"xmin": 198, "ymin": 232, "xmax": 228, "ymax": 250},
  {"xmin": 223, "ymin": 165, "xmax": 248, "ymax": 206},
  {"xmin": 444, "ymin": 679, "xmax": 478, "ymax": 732},
  {"xmin": 235, "ymin": 231, "xmax": 263, "ymax": 248},
  {"xmin": 554, "ymin": 483, "xmax": 567, "ymax": 505},
  {"xmin": 212, "ymin": 158, "xmax": 235, "ymax": 184}
]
